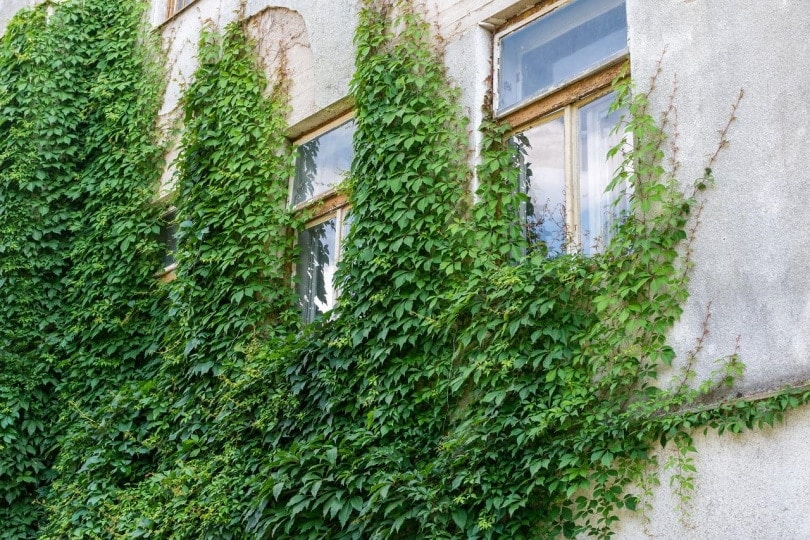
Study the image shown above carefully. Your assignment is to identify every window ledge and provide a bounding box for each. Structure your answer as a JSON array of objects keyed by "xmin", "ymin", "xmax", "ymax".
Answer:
[{"xmin": 155, "ymin": 263, "xmax": 177, "ymax": 283}]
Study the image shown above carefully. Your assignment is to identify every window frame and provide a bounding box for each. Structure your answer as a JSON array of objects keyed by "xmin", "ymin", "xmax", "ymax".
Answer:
[
  {"xmin": 290, "ymin": 111, "xmax": 355, "ymax": 322},
  {"xmin": 494, "ymin": 0, "xmax": 630, "ymax": 255},
  {"xmin": 156, "ymin": 204, "xmax": 178, "ymax": 283},
  {"xmin": 166, "ymin": 0, "xmax": 197, "ymax": 20},
  {"xmin": 493, "ymin": 0, "xmax": 629, "ymax": 119}
]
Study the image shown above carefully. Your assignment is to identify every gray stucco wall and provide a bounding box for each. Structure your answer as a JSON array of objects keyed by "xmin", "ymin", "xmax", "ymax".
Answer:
[
  {"xmin": 628, "ymin": 0, "xmax": 810, "ymax": 393},
  {"xmin": 614, "ymin": 405, "xmax": 810, "ymax": 539},
  {"xmin": 440, "ymin": 0, "xmax": 808, "ymax": 385},
  {"xmin": 440, "ymin": 0, "xmax": 810, "ymax": 396},
  {"xmin": 615, "ymin": 2, "xmax": 810, "ymax": 535},
  {"xmin": 0, "ymin": 0, "xmax": 38, "ymax": 35}
]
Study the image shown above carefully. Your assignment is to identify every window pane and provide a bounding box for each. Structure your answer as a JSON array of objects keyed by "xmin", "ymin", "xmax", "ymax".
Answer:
[
  {"xmin": 297, "ymin": 218, "xmax": 338, "ymax": 322},
  {"xmin": 516, "ymin": 116, "xmax": 567, "ymax": 255},
  {"xmin": 498, "ymin": 0, "xmax": 627, "ymax": 111},
  {"xmin": 158, "ymin": 208, "xmax": 178, "ymax": 270},
  {"xmin": 578, "ymin": 92, "xmax": 625, "ymax": 254},
  {"xmin": 172, "ymin": 0, "xmax": 194, "ymax": 14},
  {"xmin": 292, "ymin": 120, "xmax": 355, "ymax": 206}
]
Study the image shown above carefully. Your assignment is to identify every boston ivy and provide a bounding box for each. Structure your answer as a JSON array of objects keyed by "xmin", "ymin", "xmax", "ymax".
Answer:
[
  {"xmin": 0, "ymin": 0, "xmax": 166, "ymax": 536},
  {"xmin": 0, "ymin": 0, "xmax": 807, "ymax": 538}
]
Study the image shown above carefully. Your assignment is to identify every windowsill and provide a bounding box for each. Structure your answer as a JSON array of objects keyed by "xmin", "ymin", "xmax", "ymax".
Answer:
[
  {"xmin": 291, "ymin": 188, "xmax": 339, "ymax": 212},
  {"xmin": 155, "ymin": 263, "xmax": 177, "ymax": 283}
]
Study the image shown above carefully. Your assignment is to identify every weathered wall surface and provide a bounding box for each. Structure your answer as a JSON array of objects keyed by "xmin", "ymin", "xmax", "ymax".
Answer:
[
  {"xmin": 153, "ymin": 0, "xmax": 358, "ymax": 128},
  {"xmin": 617, "ymin": 1, "xmax": 810, "ymax": 536},
  {"xmin": 614, "ymin": 404, "xmax": 810, "ymax": 539},
  {"xmin": 629, "ymin": 0, "xmax": 810, "ymax": 394},
  {"xmin": 1, "ymin": 0, "xmax": 808, "ymax": 536},
  {"xmin": 0, "ymin": 0, "xmax": 38, "ymax": 34}
]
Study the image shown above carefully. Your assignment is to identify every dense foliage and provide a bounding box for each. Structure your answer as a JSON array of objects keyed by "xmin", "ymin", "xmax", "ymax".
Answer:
[
  {"xmin": 1, "ymin": 0, "xmax": 808, "ymax": 538},
  {"xmin": 0, "ymin": 0, "xmax": 166, "ymax": 535}
]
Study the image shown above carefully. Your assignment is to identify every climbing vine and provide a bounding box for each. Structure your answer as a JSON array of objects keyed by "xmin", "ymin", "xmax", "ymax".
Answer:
[
  {"xmin": 0, "ymin": 0, "xmax": 167, "ymax": 536},
  {"xmin": 0, "ymin": 0, "xmax": 808, "ymax": 538},
  {"xmin": 0, "ymin": 11, "xmax": 58, "ymax": 536},
  {"xmin": 248, "ymin": 2, "xmax": 810, "ymax": 538},
  {"xmin": 41, "ymin": 15, "xmax": 300, "ymax": 538}
]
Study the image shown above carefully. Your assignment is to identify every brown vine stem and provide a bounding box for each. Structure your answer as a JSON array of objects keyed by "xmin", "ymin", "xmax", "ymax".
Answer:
[
  {"xmin": 706, "ymin": 88, "xmax": 744, "ymax": 172},
  {"xmin": 672, "ymin": 301, "xmax": 712, "ymax": 396}
]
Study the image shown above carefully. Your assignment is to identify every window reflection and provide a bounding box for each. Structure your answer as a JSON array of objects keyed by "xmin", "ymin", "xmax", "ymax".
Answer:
[
  {"xmin": 498, "ymin": 0, "xmax": 627, "ymax": 111},
  {"xmin": 292, "ymin": 120, "xmax": 355, "ymax": 207},
  {"xmin": 579, "ymin": 92, "xmax": 626, "ymax": 254},
  {"xmin": 292, "ymin": 118, "xmax": 354, "ymax": 322},
  {"xmin": 514, "ymin": 91, "xmax": 627, "ymax": 255},
  {"xmin": 514, "ymin": 117, "xmax": 567, "ymax": 255},
  {"xmin": 170, "ymin": 0, "xmax": 194, "ymax": 15},
  {"xmin": 297, "ymin": 218, "xmax": 337, "ymax": 322},
  {"xmin": 158, "ymin": 208, "xmax": 178, "ymax": 270}
]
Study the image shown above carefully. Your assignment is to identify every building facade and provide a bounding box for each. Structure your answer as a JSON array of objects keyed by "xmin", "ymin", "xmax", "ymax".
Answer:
[{"xmin": 2, "ymin": 0, "xmax": 809, "ymax": 537}]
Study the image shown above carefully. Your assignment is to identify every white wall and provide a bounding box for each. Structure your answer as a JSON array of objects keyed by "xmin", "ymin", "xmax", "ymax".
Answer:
[
  {"xmin": 0, "ymin": 0, "xmax": 38, "ymax": 35},
  {"xmin": 614, "ymin": 405, "xmax": 810, "ymax": 539},
  {"xmin": 617, "ymin": 2, "xmax": 810, "ymax": 535},
  {"xmin": 628, "ymin": 0, "xmax": 810, "ymax": 394}
]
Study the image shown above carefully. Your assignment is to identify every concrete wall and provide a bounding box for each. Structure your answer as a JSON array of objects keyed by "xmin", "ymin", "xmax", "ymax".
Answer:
[
  {"xmin": 0, "ymin": 0, "xmax": 38, "ymax": 35},
  {"xmin": 154, "ymin": 0, "xmax": 358, "ymax": 126},
  {"xmin": 1, "ymin": 0, "xmax": 808, "ymax": 536},
  {"xmin": 629, "ymin": 0, "xmax": 810, "ymax": 395},
  {"xmin": 618, "ymin": 1, "xmax": 810, "ymax": 536},
  {"xmin": 614, "ymin": 404, "xmax": 810, "ymax": 539}
]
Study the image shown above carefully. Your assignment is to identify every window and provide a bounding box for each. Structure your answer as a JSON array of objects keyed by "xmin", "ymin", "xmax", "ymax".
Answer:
[
  {"xmin": 167, "ymin": 0, "xmax": 195, "ymax": 18},
  {"xmin": 496, "ymin": 0, "xmax": 629, "ymax": 255},
  {"xmin": 291, "ymin": 116, "xmax": 355, "ymax": 322},
  {"xmin": 157, "ymin": 206, "xmax": 178, "ymax": 282}
]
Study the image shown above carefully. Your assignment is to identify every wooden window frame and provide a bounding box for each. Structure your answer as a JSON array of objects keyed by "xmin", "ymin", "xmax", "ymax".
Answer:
[
  {"xmin": 291, "ymin": 111, "xmax": 355, "ymax": 322},
  {"xmin": 167, "ymin": 0, "xmax": 197, "ymax": 20},
  {"xmin": 494, "ymin": 0, "xmax": 630, "ymax": 254},
  {"xmin": 493, "ymin": 0, "xmax": 629, "ymax": 119}
]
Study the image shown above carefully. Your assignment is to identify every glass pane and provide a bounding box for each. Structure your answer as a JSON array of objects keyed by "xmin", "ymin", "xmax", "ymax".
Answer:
[
  {"xmin": 578, "ymin": 91, "xmax": 626, "ymax": 254},
  {"xmin": 515, "ymin": 116, "xmax": 567, "ymax": 255},
  {"xmin": 297, "ymin": 218, "xmax": 337, "ymax": 322},
  {"xmin": 498, "ymin": 0, "xmax": 627, "ymax": 110},
  {"xmin": 158, "ymin": 209, "xmax": 177, "ymax": 270},
  {"xmin": 292, "ymin": 120, "xmax": 355, "ymax": 206},
  {"xmin": 173, "ymin": 0, "xmax": 193, "ymax": 13}
]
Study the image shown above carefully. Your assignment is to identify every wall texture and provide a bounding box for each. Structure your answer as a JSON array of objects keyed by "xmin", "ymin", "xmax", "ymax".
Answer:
[
  {"xmin": 628, "ymin": 0, "xmax": 810, "ymax": 393},
  {"xmin": 619, "ymin": 1, "xmax": 810, "ymax": 536},
  {"xmin": 0, "ymin": 0, "xmax": 37, "ymax": 34}
]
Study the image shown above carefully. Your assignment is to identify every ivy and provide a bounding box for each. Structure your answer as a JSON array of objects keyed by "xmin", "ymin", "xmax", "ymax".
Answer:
[
  {"xmin": 249, "ymin": 4, "xmax": 472, "ymax": 536},
  {"xmin": 248, "ymin": 2, "xmax": 810, "ymax": 538},
  {"xmin": 43, "ymin": 16, "xmax": 299, "ymax": 538},
  {"xmin": 0, "ymin": 0, "xmax": 166, "ymax": 535},
  {"xmin": 1, "ymin": 0, "xmax": 808, "ymax": 537},
  {"xmin": 0, "ymin": 10, "xmax": 57, "ymax": 536},
  {"xmin": 112, "ymin": 21, "xmax": 302, "ymax": 537}
]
